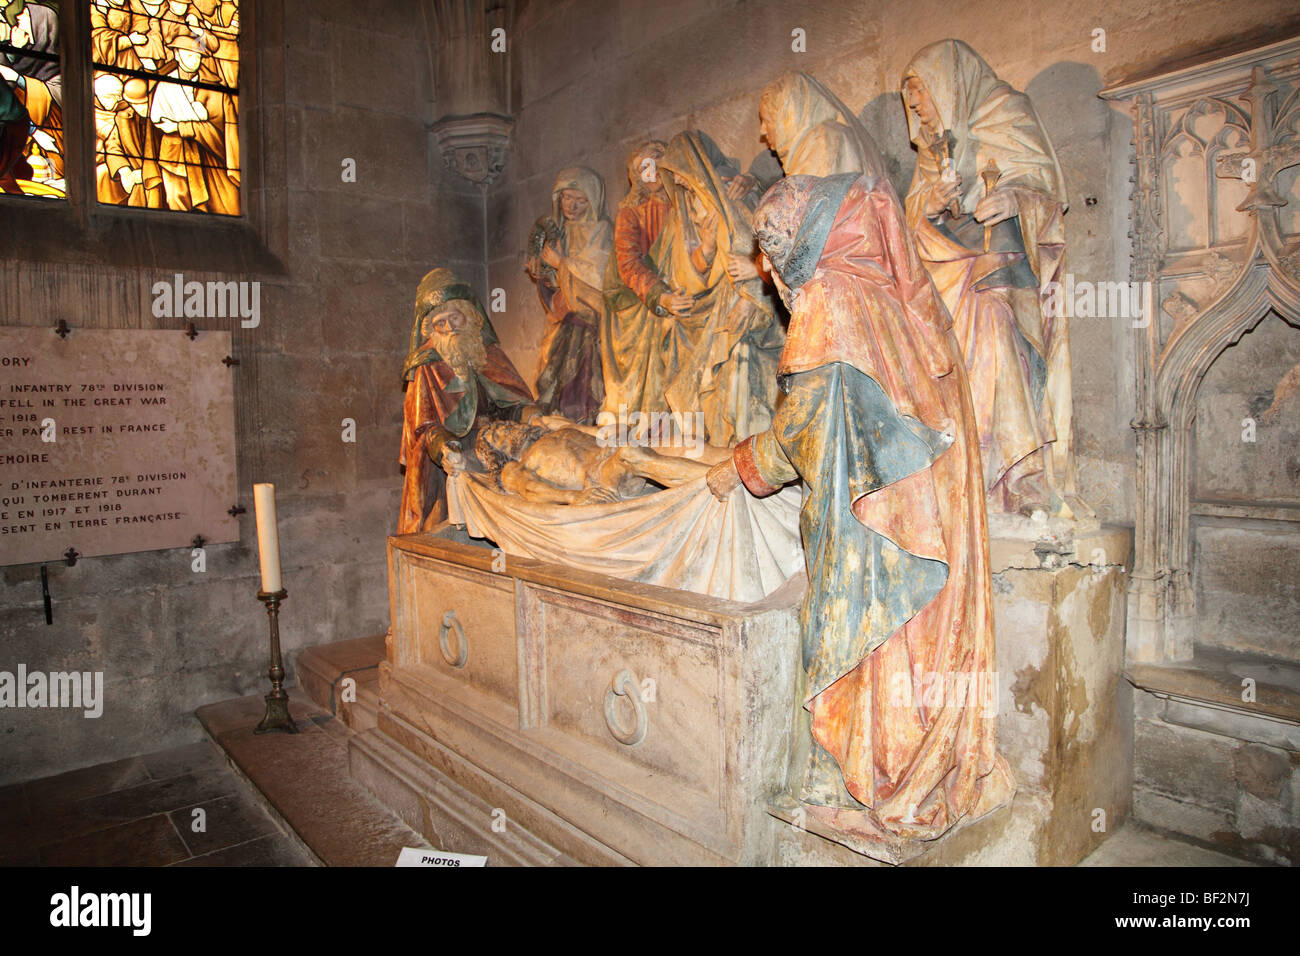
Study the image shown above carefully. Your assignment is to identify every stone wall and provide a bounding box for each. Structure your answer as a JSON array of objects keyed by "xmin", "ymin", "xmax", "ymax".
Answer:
[
  {"xmin": 0, "ymin": 1, "xmax": 484, "ymax": 784},
  {"xmin": 1133, "ymin": 689, "xmax": 1299, "ymax": 865},
  {"xmin": 1191, "ymin": 315, "xmax": 1300, "ymax": 660}
]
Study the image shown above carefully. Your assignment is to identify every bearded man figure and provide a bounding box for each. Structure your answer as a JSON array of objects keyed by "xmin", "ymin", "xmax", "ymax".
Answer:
[
  {"xmin": 475, "ymin": 418, "xmax": 713, "ymax": 506},
  {"xmin": 398, "ymin": 268, "xmax": 539, "ymax": 534}
]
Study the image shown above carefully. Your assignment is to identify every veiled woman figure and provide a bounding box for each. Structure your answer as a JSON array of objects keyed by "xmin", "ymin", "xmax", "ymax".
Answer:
[
  {"xmin": 901, "ymin": 39, "xmax": 1087, "ymax": 518},
  {"xmin": 527, "ymin": 165, "xmax": 610, "ymax": 424},
  {"xmin": 708, "ymin": 172, "xmax": 1014, "ymax": 842},
  {"xmin": 759, "ymin": 70, "xmax": 886, "ymax": 180},
  {"xmin": 655, "ymin": 130, "xmax": 784, "ymax": 446}
]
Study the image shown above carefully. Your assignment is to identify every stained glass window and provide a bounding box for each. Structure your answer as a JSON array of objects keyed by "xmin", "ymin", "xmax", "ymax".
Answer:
[
  {"xmin": 91, "ymin": 0, "xmax": 239, "ymax": 214},
  {"xmin": 0, "ymin": 1, "xmax": 66, "ymax": 199}
]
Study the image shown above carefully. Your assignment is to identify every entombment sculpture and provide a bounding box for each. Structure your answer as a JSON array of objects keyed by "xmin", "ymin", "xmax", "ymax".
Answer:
[{"xmin": 902, "ymin": 39, "xmax": 1088, "ymax": 519}]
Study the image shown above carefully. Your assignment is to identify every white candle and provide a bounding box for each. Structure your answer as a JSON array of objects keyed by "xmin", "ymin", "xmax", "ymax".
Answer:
[{"xmin": 253, "ymin": 483, "xmax": 282, "ymax": 593}]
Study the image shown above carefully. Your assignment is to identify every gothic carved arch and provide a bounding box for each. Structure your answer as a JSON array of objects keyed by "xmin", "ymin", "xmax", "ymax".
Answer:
[{"xmin": 1103, "ymin": 37, "xmax": 1300, "ymax": 662}]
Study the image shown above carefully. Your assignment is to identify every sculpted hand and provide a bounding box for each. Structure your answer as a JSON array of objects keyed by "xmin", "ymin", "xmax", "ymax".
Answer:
[
  {"xmin": 537, "ymin": 414, "xmax": 571, "ymax": 431},
  {"xmin": 925, "ymin": 174, "xmax": 962, "ymax": 217},
  {"xmin": 973, "ymin": 188, "xmax": 1018, "ymax": 226},
  {"xmin": 540, "ymin": 243, "xmax": 561, "ymax": 268},
  {"xmin": 576, "ymin": 486, "xmax": 620, "ymax": 505},
  {"xmin": 440, "ymin": 445, "xmax": 466, "ymax": 476},
  {"xmin": 725, "ymin": 254, "xmax": 759, "ymax": 281},
  {"xmin": 697, "ymin": 209, "xmax": 720, "ymax": 258},
  {"xmin": 706, "ymin": 457, "xmax": 742, "ymax": 501},
  {"xmin": 724, "ymin": 173, "xmax": 757, "ymax": 200},
  {"xmin": 662, "ymin": 291, "xmax": 695, "ymax": 316}
]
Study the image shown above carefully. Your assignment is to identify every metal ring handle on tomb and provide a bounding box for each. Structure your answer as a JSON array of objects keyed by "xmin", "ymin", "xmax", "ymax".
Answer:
[
  {"xmin": 603, "ymin": 668, "xmax": 648, "ymax": 746},
  {"xmin": 438, "ymin": 609, "xmax": 468, "ymax": 668}
]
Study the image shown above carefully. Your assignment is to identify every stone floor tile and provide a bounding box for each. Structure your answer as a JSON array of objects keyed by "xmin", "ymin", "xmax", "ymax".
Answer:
[
  {"xmin": 1079, "ymin": 821, "xmax": 1258, "ymax": 867},
  {"xmin": 0, "ymin": 847, "xmax": 40, "ymax": 866},
  {"xmin": 168, "ymin": 792, "xmax": 278, "ymax": 857},
  {"xmin": 23, "ymin": 755, "xmax": 150, "ymax": 809},
  {"xmin": 172, "ymin": 834, "xmax": 314, "ymax": 867},
  {"xmin": 22, "ymin": 767, "xmax": 240, "ymax": 848},
  {"xmin": 39, "ymin": 814, "xmax": 190, "ymax": 867},
  {"xmin": 142, "ymin": 739, "xmax": 228, "ymax": 782}
]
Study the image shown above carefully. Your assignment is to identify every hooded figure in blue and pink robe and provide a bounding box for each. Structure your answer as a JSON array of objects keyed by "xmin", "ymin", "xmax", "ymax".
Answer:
[{"xmin": 711, "ymin": 171, "xmax": 1014, "ymax": 842}]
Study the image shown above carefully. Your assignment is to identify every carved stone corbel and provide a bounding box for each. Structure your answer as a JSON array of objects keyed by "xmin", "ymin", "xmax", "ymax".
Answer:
[
  {"xmin": 427, "ymin": 0, "xmax": 515, "ymax": 186},
  {"xmin": 431, "ymin": 113, "xmax": 513, "ymax": 186}
]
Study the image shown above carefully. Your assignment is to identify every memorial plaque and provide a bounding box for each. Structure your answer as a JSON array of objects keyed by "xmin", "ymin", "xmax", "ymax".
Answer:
[{"xmin": 0, "ymin": 328, "xmax": 238, "ymax": 566}]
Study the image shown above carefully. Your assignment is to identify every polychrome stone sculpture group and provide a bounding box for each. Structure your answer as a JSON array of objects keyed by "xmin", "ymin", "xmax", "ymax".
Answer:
[{"xmin": 397, "ymin": 39, "xmax": 1083, "ymax": 847}]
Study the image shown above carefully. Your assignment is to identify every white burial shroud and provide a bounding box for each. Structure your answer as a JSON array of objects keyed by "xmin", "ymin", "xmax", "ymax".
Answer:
[{"xmin": 446, "ymin": 473, "xmax": 804, "ymax": 603}]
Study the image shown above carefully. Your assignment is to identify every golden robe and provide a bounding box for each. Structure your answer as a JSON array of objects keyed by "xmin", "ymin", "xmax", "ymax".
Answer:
[{"xmin": 657, "ymin": 131, "xmax": 783, "ymax": 446}]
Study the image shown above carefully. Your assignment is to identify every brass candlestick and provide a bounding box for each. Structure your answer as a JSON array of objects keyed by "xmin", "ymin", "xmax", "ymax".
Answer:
[{"xmin": 254, "ymin": 588, "xmax": 299, "ymax": 734}]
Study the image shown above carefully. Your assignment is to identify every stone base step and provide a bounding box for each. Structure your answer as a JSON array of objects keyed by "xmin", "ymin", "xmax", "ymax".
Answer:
[
  {"xmin": 349, "ymin": 725, "xmax": 580, "ymax": 866},
  {"xmin": 196, "ymin": 688, "xmax": 431, "ymax": 866},
  {"xmin": 296, "ymin": 633, "xmax": 385, "ymax": 732}
]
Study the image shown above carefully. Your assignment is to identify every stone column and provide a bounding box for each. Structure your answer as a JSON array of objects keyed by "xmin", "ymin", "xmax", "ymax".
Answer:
[{"xmin": 427, "ymin": 0, "xmax": 515, "ymax": 186}]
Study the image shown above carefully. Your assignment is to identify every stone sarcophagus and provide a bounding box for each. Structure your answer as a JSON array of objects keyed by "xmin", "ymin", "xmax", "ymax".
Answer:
[
  {"xmin": 344, "ymin": 519, "xmax": 1131, "ymax": 866},
  {"xmin": 361, "ymin": 527, "xmax": 803, "ymax": 866}
]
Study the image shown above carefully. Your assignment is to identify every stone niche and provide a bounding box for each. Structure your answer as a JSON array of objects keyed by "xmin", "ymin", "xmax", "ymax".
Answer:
[
  {"xmin": 346, "ymin": 519, "xmax": 1129, "ymax": 866},
  {"xmin": 1102, "ymin": 36, "xmax": 1300, "ymax": 864}
]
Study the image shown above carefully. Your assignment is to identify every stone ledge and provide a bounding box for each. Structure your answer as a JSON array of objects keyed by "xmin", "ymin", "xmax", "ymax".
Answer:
[
  {"xmin": 296, "ymin": 633, "xmax": 385, "ymax": 732},
  {"xmin": 987, "ymin": 518, "xmax": 1131, "ymax": 574},
  {"xmin": 770, "ymin": 790, "xmax": 1051, "ymax": 866},
  {"xmin": 196, "ymin": 689, "xmax": 431, "ymax": 867},
  {"xmin": 349, "ymin": 727, "xmax": 579, "ymax": 866},
  {"xmin": 1127, "ymin": 646, "xmax": 1300, "ymax": 725}
]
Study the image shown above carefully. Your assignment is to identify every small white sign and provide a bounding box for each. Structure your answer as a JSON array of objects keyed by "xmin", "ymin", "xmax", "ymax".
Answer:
[{"xmin": 395, "ymin": 846, "xmax": 487, "ymax": 867}]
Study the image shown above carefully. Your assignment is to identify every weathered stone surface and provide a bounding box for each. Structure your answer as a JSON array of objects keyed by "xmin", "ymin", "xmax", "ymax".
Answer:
[
  {"xmin": 988, "ymin": 523, "xmax": 1133, "ymax": 864},
  {"xmin": 1193, "ymin": 523, "xmax": 1300, "ymax": 660},
  {"xmin": 1131, "ymin": 688, "xmax": 1300, "ymax": 864},
  {"xmin": 1134, "ymin": 719, "xmax": 1239, "ymax": 811},
  {"xmin": 1235, "ymin": 744, "xmax": 1291, "ymax": 802},
  {"xmin": 360, "ymin": 524, "xmax": 1128, "ymax": 865}
]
